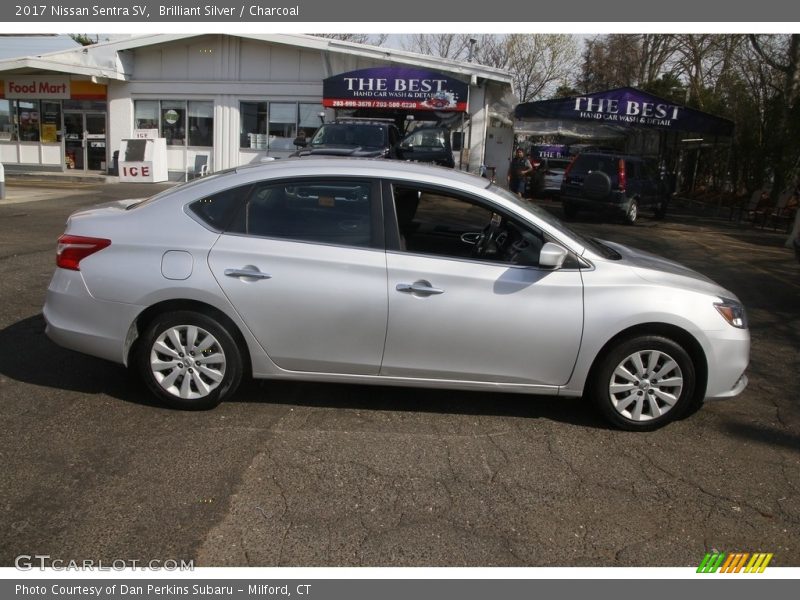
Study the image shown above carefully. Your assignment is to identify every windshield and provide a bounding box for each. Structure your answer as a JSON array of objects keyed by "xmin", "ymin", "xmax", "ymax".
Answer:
[
  {"xmin": 310, "ymin": 124, "xmax": 387, "ymax": 148},
  {"xmin": 487, "ymin": 183, "xmax": 620, "ymax": 259}
]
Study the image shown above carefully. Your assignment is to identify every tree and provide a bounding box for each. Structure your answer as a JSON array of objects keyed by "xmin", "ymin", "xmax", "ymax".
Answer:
[
  {"xmin": 749, "ymin": 34, "xmax": 800, "ymax": 247},
  {"xmin": 70, "ymin": 34, "xmax": 99, "ymax": 46},
  {"xmin": 403, "ymin": 34, "xmax": 473, "ymax": 61},
  {"xmin": 579, "ymin": 35, "xmax": 679, "ymax": 93},
  {"xmin": 405, "ymin": 34, "xmax": 579, "ymax": 102}
]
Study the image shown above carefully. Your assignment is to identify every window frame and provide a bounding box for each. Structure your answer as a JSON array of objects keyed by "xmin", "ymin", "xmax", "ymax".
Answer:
[
  {"xmin": 381, "ymin": 179, "xmax": 580, "ymax": 270},
  {"xmin": 239, "ymin": 101, "xmax": 323, "ymax": 151},
  {"xmin": 133, "ymin": 99, "xmax": 215, "ymax": 148},
  {"xmin": 193, "ymin": 176, "xmax": 385, "ymax": 251}
]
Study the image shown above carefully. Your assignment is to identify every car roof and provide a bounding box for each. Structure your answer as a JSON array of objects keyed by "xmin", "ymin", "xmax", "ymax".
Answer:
[
  {"xmin": 157, "ymin": 158, "xmax": 487, "ymax": 200},
  {"xmin": 236, "ymin": 157, "xmax": 480, "ymax": 184}
]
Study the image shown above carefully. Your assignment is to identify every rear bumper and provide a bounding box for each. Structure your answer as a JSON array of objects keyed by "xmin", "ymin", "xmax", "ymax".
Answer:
[
  {"xmin": 43, "ymin": 269, "xmax": 143, "ymax": 366},
  {"xmin": 561, "ymin": 192, "xmax": 629, "ymax": 212}
]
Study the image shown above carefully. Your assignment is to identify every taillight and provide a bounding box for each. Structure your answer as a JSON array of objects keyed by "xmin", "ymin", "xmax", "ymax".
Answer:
[
  {"xmin": 562, "ymin": 156, "xmax": 578, "ymax": 182},
  {"xmin": 617, "ymin": 158, "xmax": 627, "ymax": 191},
  {"xmin": 56, "ymin": 235, "xmax": 111, "ymax": 271}
]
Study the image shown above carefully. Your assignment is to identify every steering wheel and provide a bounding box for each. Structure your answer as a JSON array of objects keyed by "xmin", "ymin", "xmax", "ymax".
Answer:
[{"xmin": 472, "ymin": 215, "xmax": 503, "ymax": 258}]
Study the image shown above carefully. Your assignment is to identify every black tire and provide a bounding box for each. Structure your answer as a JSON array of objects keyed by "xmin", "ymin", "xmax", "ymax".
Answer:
[
  {"xmin": 562, "ymin": 202, "xmax": 579, "ymax": 220},
  {"xmin": 623, "ymin": 199, "xmax": 639, "ymax": 225},
  {"xmin": 590, "ymin": 335, "xmax": 696, "ymax": 431},
  {"xmin": 654, "ymin": 197, "xmax": 669, "ymax": 220},
  {"xmin": 136, "ymin": 310, "xmax": 243, "ymax": 410}
]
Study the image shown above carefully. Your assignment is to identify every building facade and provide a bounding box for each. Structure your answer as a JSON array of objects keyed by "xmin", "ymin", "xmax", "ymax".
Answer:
[{"xmin": 0, "ymin": 34, "xmax": 514, "ymax": 181}]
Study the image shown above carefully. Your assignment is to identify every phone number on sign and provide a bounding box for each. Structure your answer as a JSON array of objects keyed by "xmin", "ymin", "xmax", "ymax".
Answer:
[{"xmin": 329, "ymin": 100, "xmax": 420, "ymax": 109}]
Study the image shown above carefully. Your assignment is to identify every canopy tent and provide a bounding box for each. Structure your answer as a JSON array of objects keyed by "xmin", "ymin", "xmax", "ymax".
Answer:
[{"xmin": 514, "ymin": 87, "xmax": 734, "ymax": 138}]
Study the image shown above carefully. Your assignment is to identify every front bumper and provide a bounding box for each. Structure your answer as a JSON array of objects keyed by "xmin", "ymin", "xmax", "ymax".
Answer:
[{"xmin": 702, "ymin": 328, "xmax": 750, "ymax": 400}]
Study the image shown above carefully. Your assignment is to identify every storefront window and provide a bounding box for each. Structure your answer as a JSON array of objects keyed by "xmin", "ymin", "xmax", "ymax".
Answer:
[
  {"xmin": 298, "ymin": 103, "xmax": 323, "ymax": 139},
  {"xmin": 0, "ymin": 100, "xmax": 12, "ymax": 141},
  {"xmin": 240, "ymin": 101, "xmax": 267, "ymax": 148},
  {"xmin": 239, "ymin": 101, "xmax": 323, "ymax": 150},
  {"xmin": 17, "ymin": 100, "xmax": 41, "ymax": 142},
  {"xmin": 134, "ymin": 100, "xmax": 159, "ymax": 130},
  {"xmin": 161, "ymin": 100, "xmax": 186, "ymax": 146},
  {"xmin": 40, "ymin": 102, "xmax": 62, "ymax": 143},
  {"xmin": 188, "ymin": 101, "xmax": 214, "ymax": 147},
  {"xmin": 268, "ymin": 102, "xmax": 297, "ymax": 152}
]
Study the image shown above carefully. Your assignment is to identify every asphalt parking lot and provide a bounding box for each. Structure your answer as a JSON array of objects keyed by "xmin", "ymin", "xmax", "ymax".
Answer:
[{"xmin": 0, "ymin": 181, "xmax": 798, "ymax": 567}]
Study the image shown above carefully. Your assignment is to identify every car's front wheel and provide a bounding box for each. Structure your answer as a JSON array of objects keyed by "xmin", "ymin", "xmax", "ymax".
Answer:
[
  {"xmin": 590, "ymin": 335, "xmax": 697, "ymax": 430},
  {"xmin": 136, "ymin": 311, "xmax": 243, "ymax": 410}
]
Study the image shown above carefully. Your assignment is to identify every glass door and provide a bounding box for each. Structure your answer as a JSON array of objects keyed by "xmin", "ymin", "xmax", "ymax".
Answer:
[
  {"xmin": 63, "ymin": 111, "xmax": 108, "ymax": 171},
  {"xmin": 85, "ymin": 112, "xmax": 107, "ymax": 171},
  {"xmin": 63, "ymin": 112, "xmax": 84, "ymax": 170}
]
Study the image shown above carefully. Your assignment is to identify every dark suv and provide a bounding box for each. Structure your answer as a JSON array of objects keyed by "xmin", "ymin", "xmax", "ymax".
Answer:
[
  {"xmin": 292, "ymin": 118, "xmax": 454, "ymax": 168},
  {"xmin": 560, "ymin": 153, "xmax": 669, "ymax": 224}
]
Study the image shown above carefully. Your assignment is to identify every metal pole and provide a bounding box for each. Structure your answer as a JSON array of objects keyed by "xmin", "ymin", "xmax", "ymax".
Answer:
[{"xmin": 0, "ymin": 162, "xmax": 5, "ymax": 200}]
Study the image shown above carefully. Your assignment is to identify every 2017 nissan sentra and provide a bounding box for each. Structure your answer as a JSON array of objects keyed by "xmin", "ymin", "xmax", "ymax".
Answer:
[{"xmin": 43, "ymin": 158, "xmax": 749, "ymax": 430}]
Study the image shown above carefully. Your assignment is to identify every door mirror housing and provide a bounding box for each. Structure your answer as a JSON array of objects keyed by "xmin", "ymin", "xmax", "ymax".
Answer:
[
  {"xmin": 539, "ymin": 242, "xmax": 569, "ymax": 269},
  {"xmin": 293, "ymin": 136, "xmax": 308, "ymax": 148}
]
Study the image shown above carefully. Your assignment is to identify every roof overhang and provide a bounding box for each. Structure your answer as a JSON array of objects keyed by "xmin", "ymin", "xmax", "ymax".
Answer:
[
  {"xmin": 515, "ymin": 87, "xmax": 734, "ymax": 137},
  {"xmin": 0, "ymin": 33, "xmax": 513, "ymax": 89}
]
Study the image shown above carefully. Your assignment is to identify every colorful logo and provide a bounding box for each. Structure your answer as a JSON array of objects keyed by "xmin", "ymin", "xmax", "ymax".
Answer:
[{"xmin": 697, "ymin": 552, "xmax": 773, "ymax": 573}]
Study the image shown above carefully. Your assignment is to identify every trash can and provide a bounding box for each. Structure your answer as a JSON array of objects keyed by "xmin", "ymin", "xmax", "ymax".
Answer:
[{"xmin": 111, "ymin": 150, "xmax": 119, "ymax": 176}]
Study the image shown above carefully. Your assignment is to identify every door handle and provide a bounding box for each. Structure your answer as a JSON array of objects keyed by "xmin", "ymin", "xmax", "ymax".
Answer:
[
  {"xmin": 396, "ymin": 281, "xmax": 444, "ymax": 295},
  {"xmin": 224, "ymin": 268, "xmax": 272, "ymax": 280}
]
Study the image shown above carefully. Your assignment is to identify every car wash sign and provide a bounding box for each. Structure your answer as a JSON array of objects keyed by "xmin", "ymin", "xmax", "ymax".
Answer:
[
  {"xmin": 515, "ymin": 87, "xmax": 734, "ymax": 136},
  {"xmin": 323, "ymin": 67, "xmax": 468, "ymax": 112}
]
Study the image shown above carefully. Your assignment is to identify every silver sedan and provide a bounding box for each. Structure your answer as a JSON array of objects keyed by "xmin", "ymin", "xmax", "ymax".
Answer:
[{"xmin": 43, "ymin": 158, "xmax": 749, "ymax": 430}]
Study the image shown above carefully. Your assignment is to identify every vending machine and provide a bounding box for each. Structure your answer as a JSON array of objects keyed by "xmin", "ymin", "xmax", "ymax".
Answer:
[{"xmin": 118, "ymin": 132, "xmax": 168, "ymax": 183}]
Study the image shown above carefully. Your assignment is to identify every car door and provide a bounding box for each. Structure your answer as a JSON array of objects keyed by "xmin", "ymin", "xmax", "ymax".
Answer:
[
  {"xmin": 208, "ymin": 177, "xmax": 388, "ymax": 375},
  {"xmin": 380, "ymin": 181, "xmax": 584, "ymax": 386}
]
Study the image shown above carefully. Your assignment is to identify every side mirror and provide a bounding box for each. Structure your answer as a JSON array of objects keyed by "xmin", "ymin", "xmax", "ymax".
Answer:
[
  {"xmin": 539, "ymin": 242, "xmax": 569, "ymax": 269},
  {"xmin": 293, "ymin": 136, "xmax": 308, "ymax": 147}
]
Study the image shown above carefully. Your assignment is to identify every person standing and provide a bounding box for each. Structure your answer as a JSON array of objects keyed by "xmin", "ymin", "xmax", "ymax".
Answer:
[{"xmin": 507, "ymin": 147, "xmax": 533, "ymax": 198}]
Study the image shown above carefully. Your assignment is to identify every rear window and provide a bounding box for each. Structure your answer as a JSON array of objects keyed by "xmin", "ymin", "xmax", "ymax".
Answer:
[
  {"xmin": 188, "ymin": 184, "xmax": 251, "ymax": 230},
  {"xmin": 570, "ymin": 155, "xmax": 617, "ymax": 177},
  {"xmin": 310, "ymin": 124, "xmax": 387, "ymax": 148}
]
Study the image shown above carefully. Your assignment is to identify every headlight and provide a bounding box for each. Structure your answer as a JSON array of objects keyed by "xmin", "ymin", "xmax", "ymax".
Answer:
[{"xmin": 714, "ymin": 298, "xmax": 748, "ymax": 329}]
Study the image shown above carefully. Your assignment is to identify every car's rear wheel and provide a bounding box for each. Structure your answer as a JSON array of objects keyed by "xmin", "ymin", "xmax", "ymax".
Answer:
[
  {"xmin": 590, "ymin": 335, "xmax": 696, "ymax": 431},
  {"xmin": 136, "ymin": 311, "xmax": 243, "ymax": 410},
  {"xmin": 623, "ymin": 199, "xmax": 639, "ymax": 225}
]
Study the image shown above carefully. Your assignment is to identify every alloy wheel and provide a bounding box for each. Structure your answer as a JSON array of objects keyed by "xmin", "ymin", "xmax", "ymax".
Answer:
[
  {"xmin": 149, "ymin": 325, "xmax": 227, "ymax": 400},
  {"xmin": 608, "ymin": 349, "xmax": 684, "ymax": 422}
]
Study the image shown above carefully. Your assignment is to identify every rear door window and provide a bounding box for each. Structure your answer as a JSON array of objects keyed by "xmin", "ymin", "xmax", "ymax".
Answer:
[{"xmin": 228, "ymin": 179, "xmax": 378, "ymax": 249}]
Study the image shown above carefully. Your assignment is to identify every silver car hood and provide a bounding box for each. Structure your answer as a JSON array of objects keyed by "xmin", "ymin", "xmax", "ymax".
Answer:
[{"xmin": 601, "ymin": 240, "xmax": 737, "ymax": 301}]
